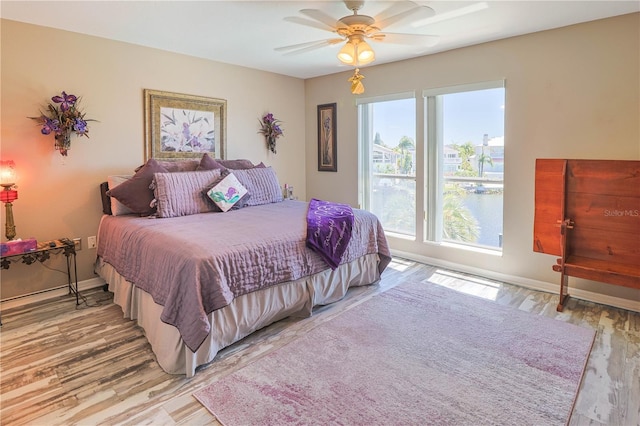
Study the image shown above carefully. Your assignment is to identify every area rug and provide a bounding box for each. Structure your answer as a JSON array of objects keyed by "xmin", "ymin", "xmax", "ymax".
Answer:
[{"xmin": 194, "ymin": 280, "xmax": 596, "ymax": 425}]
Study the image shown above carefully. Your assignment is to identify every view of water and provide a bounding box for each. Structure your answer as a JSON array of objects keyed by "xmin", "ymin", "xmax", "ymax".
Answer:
[
  {"xmin": 461, "ymin": 192, "xmax": 503, "ymax": 248},
  {"xmin": 370, "ymin": 177, "xmax": 504, "ymax": 249}
]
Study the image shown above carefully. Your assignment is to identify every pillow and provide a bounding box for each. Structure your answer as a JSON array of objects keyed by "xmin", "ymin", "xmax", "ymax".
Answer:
[
  {"xmin": 135, "ymin": 159, "xmax": 199, "ymax": 173},
  {"xmin": 157, "ymin": 159, "xmax": 199, "ymax": 172},
  {"xmin": 107, "ymin": 159, "xmax": 168, "ymax": 216},
  {"xmin": 202, "ymin": 169, "xmax": 251, "ymax": 212},
  {"xmin": 107, "ymin": 175, "xmax": 135, "ymax": 216},
  {"xmin": 153, "ymin": 169, "xmax": 222, "ymax": 218},
  {"xmin": 205, "ymin": 172, "xmax": 249, "ymax": 212},
  {"xmin": 231, "ymin": 167, "xmax": 283, "ymax": 206},
  {"xmin": 217, "ymin": 158, "xmax": 255, "ymax": 170},
  {"xmin": 196, "ymin": 153, "xmax": 227, "ymax": 171}
]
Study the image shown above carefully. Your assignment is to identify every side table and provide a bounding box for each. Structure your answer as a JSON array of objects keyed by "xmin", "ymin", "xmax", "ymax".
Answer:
[{"xmin": 1, "ymin": 238, "xmax": 79, "ymax": 308}]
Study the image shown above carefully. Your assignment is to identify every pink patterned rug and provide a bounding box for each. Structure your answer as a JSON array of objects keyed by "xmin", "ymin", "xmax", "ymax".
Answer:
[{"xmin": 194, "ymin": 280, "xmax": 595, "ymax": 425}]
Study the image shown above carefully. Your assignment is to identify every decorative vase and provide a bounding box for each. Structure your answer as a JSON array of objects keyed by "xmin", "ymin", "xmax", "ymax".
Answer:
[
  {"xmin": 267, "ymin": 136, "xmax": 277, "ymax": 154},
  {"xmin": 54, "ymin": 132, "xmax": 71, "ymax": 156}
]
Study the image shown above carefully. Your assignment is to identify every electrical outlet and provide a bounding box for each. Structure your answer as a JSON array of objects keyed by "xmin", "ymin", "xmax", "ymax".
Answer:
[
  {"xmin": 73, "ymin": 237, "xmax": 82, "ymax": 251},
  {"xmin": 87, "ymin": 235, "xmax": 97, "ymax": 249}
]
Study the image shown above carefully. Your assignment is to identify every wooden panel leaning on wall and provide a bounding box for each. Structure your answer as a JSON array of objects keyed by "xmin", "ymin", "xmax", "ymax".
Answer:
[{"xmin": 533, "ymin": 159, "xmax": 640, "ymax": 311}]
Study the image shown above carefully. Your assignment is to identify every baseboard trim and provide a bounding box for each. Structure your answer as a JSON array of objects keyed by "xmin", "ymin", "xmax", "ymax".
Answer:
[
  {"xmin": 391, "ymin": 249, "xmax": 640, "ymax": 313},
  {"xmin": 1, "ymin": 277, "xmax": 107, "ymax": 311},
  {"xmin": 2, "ymin": 256, "xmax": 638, "ymax": 313}
]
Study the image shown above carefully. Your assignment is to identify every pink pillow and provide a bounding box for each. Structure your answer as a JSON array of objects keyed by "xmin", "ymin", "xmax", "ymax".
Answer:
[
  {"xmin": 231, "ymin": 167, "xmax": 283, "ymax": 206},
  {"xmin": 135, "ymin": 159, "xmax": 199, "ymax": 173},
  {"xmin": 197, "ymin": 153, "xmax": 227, "ymax": 171},
  {"xmin": 197, "ymin": 154, "xmax": 266, "ymax": 171},
  {"xmin": 107, "ymin": 159, "xmax": 168, "ymax": 215},
  {"xmin": 218, "ymin": 158, "xmax": 255, "ymax": 169},
  {"xmin": 153, "ymin": 169, "xmax": 222, "ymax": 218},
  {"xmin": 158, "ymin": 159, "xmax": 200, "ymax": 172}
]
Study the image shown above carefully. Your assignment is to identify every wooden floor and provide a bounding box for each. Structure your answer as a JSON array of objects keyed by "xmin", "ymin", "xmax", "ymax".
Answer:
[{"xmin": 1, "ymin": 258, "xmax": 638, "ymax": 426}]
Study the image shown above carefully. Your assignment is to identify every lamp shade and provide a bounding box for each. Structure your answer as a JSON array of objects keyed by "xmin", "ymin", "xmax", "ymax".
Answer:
[
  {"xmin": 337, "ymin": 42, "xmax": 356, "ymax": 65},
  {"xmin": 0, "ymin": 160, "xmax": 16, "ymax": 186},
  {"xmin": 337, "ymin": 36, "xmax": 375, "ymax": 66},
  {"xmin": 356, "ymin": 40, "xmax": 375, "ymax": 64}
]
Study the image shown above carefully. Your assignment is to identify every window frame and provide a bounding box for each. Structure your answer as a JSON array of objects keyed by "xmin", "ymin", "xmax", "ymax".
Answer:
[
  {"xmin": 356, "ymin": 81, "xmax": 505, "ymax": 251},
  {"xmin": 357, "ymin": 91, "xmax": 416, "ymax": 218},
  {"xmin": 422, "ymin": 80, "xmax": 506, "ymax": 249}
]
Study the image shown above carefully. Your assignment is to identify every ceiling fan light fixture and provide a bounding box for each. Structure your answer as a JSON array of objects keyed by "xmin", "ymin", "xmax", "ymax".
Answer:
[
  {"xmin": 337, "ymin": 42, "xmax": 356, "ymax": 64},
  {"xmin": 337, "ymin": 36, "xmax": 375, "ymax": 66},
  {"xmin": 357, "ymin": 39, "xmax": 375, "ymax": 64}
]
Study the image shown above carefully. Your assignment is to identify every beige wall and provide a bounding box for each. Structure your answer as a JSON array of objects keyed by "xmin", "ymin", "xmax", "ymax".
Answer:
[
  {"xmin": 304, "ymin": 13, "xmax": 640, "ymax": 306},
  {"xmin": 0, "ymin": 19, "xmax": 306, "ymax": 299},
  {"xmin": 2, "ymin": 14, "xmax": 639, "ymax": 307}
]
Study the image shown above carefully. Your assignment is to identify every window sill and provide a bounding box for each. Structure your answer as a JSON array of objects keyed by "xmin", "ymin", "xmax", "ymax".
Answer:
[{"xmin": 438, "ymin": 240, "xmax": 503, "ymax": 257}]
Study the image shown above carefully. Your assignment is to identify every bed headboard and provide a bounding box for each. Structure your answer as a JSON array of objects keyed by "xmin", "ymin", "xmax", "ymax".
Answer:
[{"xmin": 100, "ymin": 182, "xmax": 112, "ymax": 215}]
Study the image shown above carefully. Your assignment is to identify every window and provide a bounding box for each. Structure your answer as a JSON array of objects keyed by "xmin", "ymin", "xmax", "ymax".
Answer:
[
  {"xmin": 424, "ymin": 81, "xmax": 505, "ymax": 250},
  {"xmin": 358, "ymin": 94, "xmax": 416, "ymax": 237},
  {"xmin": 358, "ymin": 82, "xmax": 505, "ymax": 252}
]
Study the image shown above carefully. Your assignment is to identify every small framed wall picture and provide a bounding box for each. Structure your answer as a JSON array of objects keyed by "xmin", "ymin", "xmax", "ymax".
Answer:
[
  {"xmin": 144, "ymin": 89, "xmax": 227, "ymax": 161},
  {"xmin": 317, "ymin": 103, "xmax": 337, "ymax": 172}
]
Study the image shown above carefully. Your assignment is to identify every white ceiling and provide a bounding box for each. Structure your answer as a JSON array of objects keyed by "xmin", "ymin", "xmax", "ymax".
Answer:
[{"xmin": 2, "ymin": 1, "xmax": 638, "ymax": 79}]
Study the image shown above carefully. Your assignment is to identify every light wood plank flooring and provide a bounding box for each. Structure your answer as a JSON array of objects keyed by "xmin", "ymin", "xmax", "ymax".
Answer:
[{"xmin": 1, "ymin": 258, "xmax": 639, "ymax": 425}]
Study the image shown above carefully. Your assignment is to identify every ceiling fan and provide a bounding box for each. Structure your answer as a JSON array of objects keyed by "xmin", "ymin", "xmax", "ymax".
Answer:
[{"xmin": 277, "ymin": 0, "xmax": 440, "ymax": 67}]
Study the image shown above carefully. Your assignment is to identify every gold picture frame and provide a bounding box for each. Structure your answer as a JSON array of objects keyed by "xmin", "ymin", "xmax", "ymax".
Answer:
[
  {"xmin": 144, "ymin": 89, "xmax": 227, "ymax": 161},
  {"xmin": 317, "ymin": 103, "xmax": 337, "ymax": 172}
]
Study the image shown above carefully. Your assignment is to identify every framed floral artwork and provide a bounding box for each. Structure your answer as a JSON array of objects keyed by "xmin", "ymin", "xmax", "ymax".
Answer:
[
  {"xmin": 317, "ymin": 103, "xmax": 337, "ymax": 172},
  {"xmin": 144, "ymin": 89, "xmax": 227, "ymax": 161}
]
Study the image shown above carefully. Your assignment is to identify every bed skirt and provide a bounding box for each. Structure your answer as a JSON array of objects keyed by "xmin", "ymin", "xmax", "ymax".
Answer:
[{"xmin": 95, "ymin": 254, "xmax": 381, "ymax": 377}]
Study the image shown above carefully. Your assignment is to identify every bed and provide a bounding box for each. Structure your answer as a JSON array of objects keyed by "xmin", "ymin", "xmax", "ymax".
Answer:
[{"xmin": 95, "ymin": 155, "xmax": 391, "ymax": 377}]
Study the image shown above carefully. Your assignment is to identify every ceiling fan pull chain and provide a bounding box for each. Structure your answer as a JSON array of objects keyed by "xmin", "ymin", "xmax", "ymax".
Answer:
[{"xmin": 348, "ymin": 68, "xmax": 365, "ymax": 95}]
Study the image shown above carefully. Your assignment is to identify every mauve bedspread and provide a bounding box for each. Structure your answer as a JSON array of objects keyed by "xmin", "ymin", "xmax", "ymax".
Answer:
[{"xmin": 97, "ymin": 200, "xmax": 391, "ymax": 352}]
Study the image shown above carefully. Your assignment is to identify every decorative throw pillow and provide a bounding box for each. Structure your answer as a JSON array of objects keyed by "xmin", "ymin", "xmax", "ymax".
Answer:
[
  {"xmin": 107, "ymin": 175, "xmax": 135, "ymax": 216},
  {"xmin": 202, "ymin": 170, "xmax": 251, "ymax": 212},
  {"xmin": 202, "ymin": 169, "xmax": 251, "ymax": 211},
  {"xmin": 205, "ymin": 172, "xmax": 249, "ymax": 212},
  {"xmin": 153, "ymin": 169, "xmax": 222, "ymax": 218},
  {"xmin": 196, "ymin": 153, "xmax": 227, "ymax": 171},
  {"xmin": 107, "ymin": 159, "xmax": 168, "ymax": 216},
  {"xmin": 231, "ymin": 167, "xmax": 283, "ymax": 206}
]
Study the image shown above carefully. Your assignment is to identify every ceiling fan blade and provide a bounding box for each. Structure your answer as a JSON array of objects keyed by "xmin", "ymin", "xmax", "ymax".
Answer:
[
  {"xmin": 374, "ymin": 2, "xmax": 436, "ymax": 30},
  {"xmin": 275, "ymin": 38, "xmax": 344, "ymax": 56},
  {"xmin": 299, "ymin": 9, "xmax": 339, "ymax": 30},
  {"xmin": 284, "ymin": 16, "xmax": 336, "ymax": 32},
  {"xmin": 371, "ymin": 32, "xmax": 439, "ymax": 47}
]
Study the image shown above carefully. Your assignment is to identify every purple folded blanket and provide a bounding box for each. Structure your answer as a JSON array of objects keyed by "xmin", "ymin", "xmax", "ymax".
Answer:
[{"xmin": 306, "ymin": 198, "xmax": 354, "ymax": 269}]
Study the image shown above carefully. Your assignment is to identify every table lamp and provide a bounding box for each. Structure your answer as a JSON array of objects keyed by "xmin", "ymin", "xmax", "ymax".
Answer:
[{"xmin": 0, "ymin": 160, "xmax": 18, "ymax": 240}]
